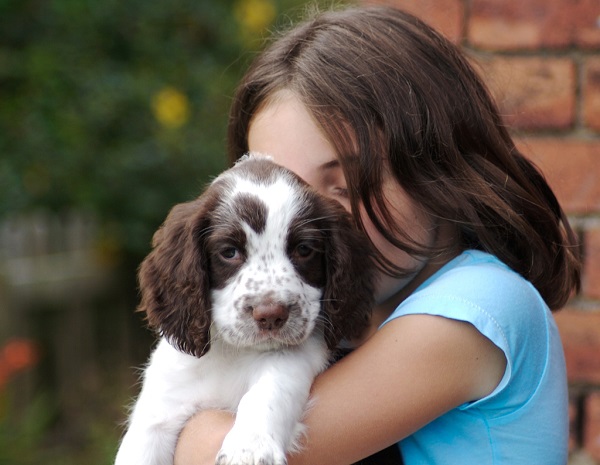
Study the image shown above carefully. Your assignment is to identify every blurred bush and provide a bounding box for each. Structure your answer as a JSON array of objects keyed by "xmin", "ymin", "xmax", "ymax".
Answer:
[{"xmin": 0, "ymin": 0, "xmax": 327, "ymax": 264}]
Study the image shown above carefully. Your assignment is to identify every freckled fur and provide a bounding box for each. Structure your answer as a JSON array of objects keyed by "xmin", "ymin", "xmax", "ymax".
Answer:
[{"xmin": 115, "ymin": 155, "xmax": 375, "ymax": 465}]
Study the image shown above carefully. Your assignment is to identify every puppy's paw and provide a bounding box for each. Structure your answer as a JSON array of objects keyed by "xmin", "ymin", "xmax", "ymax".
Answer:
[{"xmin": 216, "ymin": 429, "xmax": 287, "ymax": 465}]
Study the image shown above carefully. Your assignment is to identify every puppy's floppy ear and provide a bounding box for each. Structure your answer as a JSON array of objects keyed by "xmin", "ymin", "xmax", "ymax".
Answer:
[
  {"xmin": 138, "ymin": 194, "xmax": 215, "ymax": 357},
  {"xmin": 321, "ymin": 202, "xmax": 376, "ymax": 350}
]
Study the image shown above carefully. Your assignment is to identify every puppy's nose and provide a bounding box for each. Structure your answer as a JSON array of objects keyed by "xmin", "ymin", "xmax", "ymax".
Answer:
[{"xmin": 252, "ymin": 303, "xmax": 289, "ymax": 331}]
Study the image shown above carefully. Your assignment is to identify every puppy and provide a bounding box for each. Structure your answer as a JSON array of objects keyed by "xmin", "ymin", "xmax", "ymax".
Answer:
[{"xmin": 115, "ymin": 155, "xmax": 375, "ymax": 465}]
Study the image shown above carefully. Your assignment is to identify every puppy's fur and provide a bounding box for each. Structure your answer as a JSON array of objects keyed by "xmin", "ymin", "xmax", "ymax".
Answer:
[{"xmin": 115, "ymin": 155, "xmax": 375, "ymax": 465}]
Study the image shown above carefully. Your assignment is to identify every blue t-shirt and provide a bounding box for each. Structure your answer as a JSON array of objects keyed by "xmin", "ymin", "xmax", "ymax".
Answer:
[{"xmin": 381, "ymin": 250, "xmax": 568, "ymax": 465}]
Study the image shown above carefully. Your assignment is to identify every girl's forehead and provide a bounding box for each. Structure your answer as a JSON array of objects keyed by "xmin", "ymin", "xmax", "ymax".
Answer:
[{"xmin": 247, "ymin": 93, "xmax": 339, "ymax": 186}]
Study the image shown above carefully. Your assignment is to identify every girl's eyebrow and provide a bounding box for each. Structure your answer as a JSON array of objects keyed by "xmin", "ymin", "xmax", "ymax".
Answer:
[
  {"xmin": 320, "ymin": 157, "xmax": 360, "ymax": 172},
  {"xmin": 318, "ymin": 159, "xmax": 341, "ymax": 170}
]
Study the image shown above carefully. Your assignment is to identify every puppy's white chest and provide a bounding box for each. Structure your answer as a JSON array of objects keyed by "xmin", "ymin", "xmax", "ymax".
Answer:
[
  {"xmin": 146, "ymin": 336, "xmax": 328, "ymax": 413},
  {"xmin": 143, "ymin": 341, "xmax": 245, "ymax": 411}
]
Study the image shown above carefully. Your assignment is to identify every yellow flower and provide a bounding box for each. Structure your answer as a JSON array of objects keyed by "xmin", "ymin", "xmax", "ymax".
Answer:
[
  {"xmin": 234, "ymin": 0, "xmax": 276, "ymax": 36},
  {"xmin": 152, "ymin": 86, "xmax": 190, "ymax": 128}
]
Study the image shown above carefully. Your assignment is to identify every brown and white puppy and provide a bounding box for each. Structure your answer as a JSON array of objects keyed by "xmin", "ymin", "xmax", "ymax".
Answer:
[{"xmin": 115, "ymin": 155, "xmax": 375, "ymax": 465}]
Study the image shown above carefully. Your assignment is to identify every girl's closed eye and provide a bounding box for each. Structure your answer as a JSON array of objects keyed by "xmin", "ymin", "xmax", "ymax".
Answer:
[
  {"xmin": 333, "ymin": 186, "xmax": 349, "ymax": 198},
  {"xmin": 329, "ymin": 186, "xmax": 351, "ymax": 210}
]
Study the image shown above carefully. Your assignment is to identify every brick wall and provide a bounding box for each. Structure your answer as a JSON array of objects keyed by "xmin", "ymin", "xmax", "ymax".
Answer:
[{"xmin": 365, "ymin": 0, "xmax": 600, "ymax": 461}]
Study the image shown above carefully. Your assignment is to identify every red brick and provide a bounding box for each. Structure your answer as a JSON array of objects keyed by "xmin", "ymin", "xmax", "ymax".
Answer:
[
  {"xmin": 469, "ymin": 0, "xmax": 600, "ymax": 50},
  {"xmin": 583, "ymin": 228, "xmax": 600, "ymax": 300},
  {"xmin": 555, "ymin": 308, "xmax": 600, "ymax": 385},
  {"xmin": 516, "ymin": 137, "xmax": 600, "ymax": 214},
  {"xmin": 474, "ymin": 56, "xmax": 575, "ymax": 130},
  {"xmin": 584, "ymin": 392, "xmax": 600, "ymax": 461},
  {"xmin": 363, "ymin": 0, "xmax": 465, "ymax": 42},
  {"xmin": 584, "ymin": 57, "xmax": 600, "ymax": 132},
  {"xmin": 577, "ymin": 1, "xmax": 600, "ymax": 48}
]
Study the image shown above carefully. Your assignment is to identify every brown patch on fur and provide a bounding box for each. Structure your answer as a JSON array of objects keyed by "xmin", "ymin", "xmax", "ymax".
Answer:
[{"xmin": 137, "ymin": 188, "xmax": 221, "ymax": 357}]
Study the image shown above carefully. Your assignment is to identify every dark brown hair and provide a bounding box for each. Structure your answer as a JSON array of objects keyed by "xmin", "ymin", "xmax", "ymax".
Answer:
[{"xmin": 227, "ymin": 6, "xmax": 580, "ymax": 310}]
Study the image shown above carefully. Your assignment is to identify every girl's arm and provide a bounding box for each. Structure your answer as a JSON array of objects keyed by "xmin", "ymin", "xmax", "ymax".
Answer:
[{"xmin": 174, "ymin": 314, "xmax": 506, "ymax": 465}]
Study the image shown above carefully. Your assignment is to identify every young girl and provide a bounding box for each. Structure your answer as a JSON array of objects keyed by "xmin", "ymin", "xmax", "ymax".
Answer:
[{"xmin": 174, "ymin": 6, "xmax": 580, "ymax": 465}]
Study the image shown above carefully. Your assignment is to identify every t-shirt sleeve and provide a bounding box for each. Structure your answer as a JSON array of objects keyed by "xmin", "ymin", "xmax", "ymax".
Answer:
[{"xmin": 380, "ymin": 258, "xmax": 552, "ymax": 413}]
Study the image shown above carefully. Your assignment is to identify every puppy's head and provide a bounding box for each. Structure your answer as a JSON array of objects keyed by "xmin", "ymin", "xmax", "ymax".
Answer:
[{"xmin": 138, "ymin": 155, "xmax": 375, "ymax": 357}]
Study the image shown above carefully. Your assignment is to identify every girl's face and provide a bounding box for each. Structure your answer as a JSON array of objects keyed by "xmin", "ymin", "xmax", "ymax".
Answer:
[{"xmin": 247, "ymin": 92, "xmax": 441, "ymax": 307}]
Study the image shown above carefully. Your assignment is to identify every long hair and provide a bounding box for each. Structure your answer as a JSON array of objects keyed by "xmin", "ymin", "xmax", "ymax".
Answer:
[{"xmin": 227, "ymin": 6, "xmax": 581, "ymax": 310}]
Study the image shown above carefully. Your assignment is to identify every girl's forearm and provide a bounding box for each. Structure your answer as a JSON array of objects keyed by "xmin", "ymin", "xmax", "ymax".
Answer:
[
  {"xmin": 174, "ymin": 410, "xmax": 234, "ymax": 465},
  {"xmin": 173, "ymin": 315, "xmax": 503, "ymax": 465}
]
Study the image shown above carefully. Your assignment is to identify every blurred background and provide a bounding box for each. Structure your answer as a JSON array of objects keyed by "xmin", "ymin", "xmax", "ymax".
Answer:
[
  {"xmin": 0, "ymin": 0, "xmax": 334, "ymax": 463},
  {"xmin": 2, "ymin": 0, "xmax": 600, "ymax": 464}
]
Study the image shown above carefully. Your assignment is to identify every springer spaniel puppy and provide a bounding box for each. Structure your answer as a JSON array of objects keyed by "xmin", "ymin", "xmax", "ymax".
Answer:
[{"xmin": 115, "ymin": 155, "xmax": 375, "ymax": 465}]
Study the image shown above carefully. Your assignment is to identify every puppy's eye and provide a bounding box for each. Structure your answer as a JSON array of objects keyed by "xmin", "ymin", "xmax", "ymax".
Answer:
[
  {"xmin": 220, "ymin": 246, "xmax": 240, "ymax": 261},
  {"xmin": 294, "ymin": 242, "xmax": 314, "ymax": 259}
]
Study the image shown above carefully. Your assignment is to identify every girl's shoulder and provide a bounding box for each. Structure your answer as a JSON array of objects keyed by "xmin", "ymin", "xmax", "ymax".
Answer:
[
  {"xmin": 402, "ymin": 249, "xmax": 547, "ymax": 323},
  {"xmin": 382, "ymin": 249, "xmax": 563, "ymax": 414},
  {"xmin": 382, "ymin": 249, "xmax": 554, "ymax": 391}
]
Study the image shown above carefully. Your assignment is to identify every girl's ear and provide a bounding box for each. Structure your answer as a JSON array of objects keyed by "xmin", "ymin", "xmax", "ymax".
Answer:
[
  {"xmin": 321, "ymin": 202, "xmax": 375, "ymax": 350},
  {"xmin": 137, "ymin": 197, "xmax": 213, "ymax": 358}
]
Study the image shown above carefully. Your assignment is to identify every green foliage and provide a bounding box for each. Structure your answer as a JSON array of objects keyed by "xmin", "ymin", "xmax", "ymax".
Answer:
[
  {"xmin": 0, "ymin": 0, "xmax": 332, "ymax": 260},
  {"xmin": 0, "ymin": 385, "xmax": 126, "ymax": 465},
  {"xmin": 0, "ymin": 391, "xmax": 57, "ymax": 465}
]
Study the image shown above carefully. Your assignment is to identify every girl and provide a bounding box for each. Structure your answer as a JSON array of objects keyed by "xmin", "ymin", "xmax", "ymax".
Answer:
[{"xmin": 174, "ymin": 6, "xmax": 580, "ymax": 464}]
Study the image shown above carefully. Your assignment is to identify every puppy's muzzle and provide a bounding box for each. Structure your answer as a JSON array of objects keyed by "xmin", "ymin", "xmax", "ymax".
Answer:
[{"xmin": 247, "ymin": 302, "xmax": 290, "ymax": 331}]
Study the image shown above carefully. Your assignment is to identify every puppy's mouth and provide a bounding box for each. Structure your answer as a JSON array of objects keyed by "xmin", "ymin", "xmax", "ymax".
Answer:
[
  {"xmin": 254, "ymin": 324, "xmax": 308, "ymax": 346},
  {"xmin": 212, "ymin": 295, "xmax": 318, "ymax": 350},
  {"xmin": 242, "ymin": 317, "xmax": 311, "ymax": 349},
  {"xmin": 226, "ymin": 313, "xmax": 313, "ymax": 350}
]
